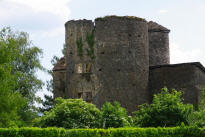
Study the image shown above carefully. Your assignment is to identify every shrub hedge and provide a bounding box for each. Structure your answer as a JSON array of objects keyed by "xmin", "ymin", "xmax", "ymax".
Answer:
[{"xmin": 0, "ymin": 127, "xmax": 205, "ymax": 137}]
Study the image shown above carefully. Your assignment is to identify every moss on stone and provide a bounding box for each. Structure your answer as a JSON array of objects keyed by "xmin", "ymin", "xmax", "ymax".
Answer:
[{"xmin": 95, "ymin": 15, "xmax": 146, "ymax": 22}]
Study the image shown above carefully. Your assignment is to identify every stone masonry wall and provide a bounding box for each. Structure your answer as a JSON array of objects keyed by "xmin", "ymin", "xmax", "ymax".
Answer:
[
  {"xmin": 65, "ymin": 20, "xmax": 95, "ymax": 99},
  {"xmin": 148, "ymin": 22, "xmax": 170, "ymax": 66},
  {"xmin": 93, "ymin": 16, "xmax": 149, "ymax": 112},
  {"xmin": 63, "ymin": 16, "xmax": 150, "ymax": 112},
  {"xmin": 53, "ymin": 16, "xmax": 205, "ymax": 113},
  {"xmin": 53, "ymin": 70, "xmax": 66, "ymax": 98},
  {"xmin": 149, "ymin": 62, "xmax": 205, "ymax": 106}
]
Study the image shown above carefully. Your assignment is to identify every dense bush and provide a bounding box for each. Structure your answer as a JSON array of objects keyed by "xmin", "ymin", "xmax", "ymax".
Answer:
[
  {"xmin": 101, "ymin": 101, "xmax": 132, "ymax": 128},
  {"xmin": 188, "ymin": 87, "xmax": 205, "ymax": 127},
  {"xmin": 35, "ymin": 98, "xmax": 101, "ymax": 129},
  {"xmin": 0, "ymin": 127, "xmax": 204, "ymax": 137},
  {"xmin": 133, "ymin": 87, "xmax": 193, "ymax": 127}
]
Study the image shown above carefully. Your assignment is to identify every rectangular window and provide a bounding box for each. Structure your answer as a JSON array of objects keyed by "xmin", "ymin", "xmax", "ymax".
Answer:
[
  {"xmin": 86, "ymin": 63, "xmax": 92, "ymax": 73},
  {"xmin": 78, "ymin": 92, "xmax": 83, "ymax": 98},
  {"xmin": 76, "ymin": 63, "xmax": 83, "ymax": 73}
]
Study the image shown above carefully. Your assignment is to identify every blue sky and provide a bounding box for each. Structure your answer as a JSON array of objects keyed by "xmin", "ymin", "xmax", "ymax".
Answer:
[{"xmin": 0, "ymin": 0, "xmax": 205, "ymax": 97}]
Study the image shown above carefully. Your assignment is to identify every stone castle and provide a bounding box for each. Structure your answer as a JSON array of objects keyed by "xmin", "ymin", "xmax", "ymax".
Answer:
[{"xmin": 53, "ymin": 16, "xmax": 205, "ymax": 112}]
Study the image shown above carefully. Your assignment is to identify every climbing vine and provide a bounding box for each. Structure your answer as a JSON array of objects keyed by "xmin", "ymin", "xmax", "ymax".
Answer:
[
  {"xmin": 76, "ymin": 30, "xmax": 95, "ymax": 59},
  {"xmin": 76, "ymin": 37, "xmax": 83, "ymax": 58},
  {"xmin": 86, "ymin": 30, "xmax": 95, "ymax": 59}
]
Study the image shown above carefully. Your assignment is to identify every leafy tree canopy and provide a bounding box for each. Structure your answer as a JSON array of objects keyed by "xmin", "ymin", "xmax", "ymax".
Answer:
[
  {"xmin": 188, "ymin": 86, "xmax": 205, "ymax": 127},
  {"xmin": 101, "ymin": 101, "xmax": 132, "ymax": 128},
  {"xmin": 133, "ymin": 87, "xmax": 193, "ymax": 127},
  {"xmin": 0, "ymin": 27, "xmax": 44, "ymax": 127},
  {"xmin": 0, "ymin": 27, "xmax": 44, "ymax": 104},
  {"xmin": 36, "ymin": 98, "xmax": 101, "ymax": 129}
]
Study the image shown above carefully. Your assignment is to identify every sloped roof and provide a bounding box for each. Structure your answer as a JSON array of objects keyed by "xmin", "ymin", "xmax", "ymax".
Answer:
[
  {"xmin": 53, "ymin": 57, "xmax": 66, "ymax": 71},
  {"xmin": 148, "ymin": 21, "xmax": 170, "ymax": 32}
]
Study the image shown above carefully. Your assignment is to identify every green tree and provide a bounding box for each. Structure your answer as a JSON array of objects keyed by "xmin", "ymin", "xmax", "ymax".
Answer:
[
  {"xmin": 101, "ymin": 101, "xmax": 132, "ymax": 128},
  {"xmin": 133, "ymin": 87, "xmax": 193, "ymax": 127},
  {"xmin": 188, "ymin": 86, "xmax": 205, "ymax": 127},
  {"xmin": 40, "ymin": 44, "xmax": 66, "ymax": 112},
  {"xmin": 0, "ymin": 30, "xmax": 27, "ymax": 127},
  {"xmin": 36, "ymin": 98, "xmax": 101, "ymax": 129},
  {"xmin": 0, "ymin": 27, "xmax": 44, "ymax": 104},
  {"xmin": 0, "ymin": 27, "xmax": 44, "ymax": 126},
  {"xmin": 40, "ymin": 56, "xmax": 59, "ymax": 112}
]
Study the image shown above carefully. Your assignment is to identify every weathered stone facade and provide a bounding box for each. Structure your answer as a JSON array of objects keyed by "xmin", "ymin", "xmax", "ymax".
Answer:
[
  {"xmin": 148, "ymin": 21, "xmax": 170, "ymax": 66},
  {"xmin": 53, "ymin": 16, "xmax": 205, "ymax": 112},
  {"xmin": 149, "ymin": 62, "xmax": 205, "ymax": 106}
]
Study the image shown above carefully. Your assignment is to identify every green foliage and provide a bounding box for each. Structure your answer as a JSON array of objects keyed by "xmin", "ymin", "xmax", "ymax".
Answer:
[
  {"xmin": 75, "ymin": 31, "xmax": 95, "ymax": 59},
  {"xmin": 188, "ymin": 86, "xmax": 205, "ymax": 127},
  {"xmin": 0, "ymin": 27, "xmax": 30, "ymax": 127},
  {"xmin": 0, "ymin": 27, "xmax": 44, "ymax": 105},
  {"xmin": 86, "ymin": 30, "xmax": 95, "ymax": 59},
  {"xmin": 101, "ymin": 101, "xmax": 132, "ymax": 128},
  {"xmin": 0, "ymin": 127, "xmax": 204, "ymax": 137},
  {"xmin": 39, "ymin": 95, "xmax": 54, "ymax": 113},
  {"xmin": 133, "ymin": 87, "xmax": 193, "ymax": 127},
  {"xmin": 39, "ymin": 56, "xmax": 59, "ymax": 113},
  {"xmin": 36, "ymin": 98, "xmax": 101, "ymax": 129},
  {"xmin": 76, "ymin": 37, "xmax": 83, "ymax": 57},
  {"xmin": 41, "ymin": 43, "xmax": 66, "ymax": 113}
]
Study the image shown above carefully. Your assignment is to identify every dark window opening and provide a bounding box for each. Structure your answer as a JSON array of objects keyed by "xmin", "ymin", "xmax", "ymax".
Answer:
[
  {"xmin": 99, "ymin": 68, "xmax": 102, "ymax": 71},
  {"xmin": 128, "ymin": 51, "xmax": 131, "ymax": 54},
  {"xmin": 117, "ymin": 69, "xmax": 121, "ymax": 72},
  {"xmin": 85, "ymin": 92, "xmax": 92, "ymax": 102},
  {"xmin": 128, "ymin": 34, "xmax": 132, "ymax": 37},
  {"xmin": 78, "ymin": 92, "xmax": 83, "ymax": 98},
  {"xmin": 138, "ymin": 35, "xmax": 141, "ymax": 37},
  {"xmin": 70, "ymin": 52, "xmax": 73, "ymax": 55},
  {"xmin": 85, "ymin": 63, "xmax": 92, "ymax": 73},
  {"xmin": 101, "ymin": 51, "xmax": 105, "ymax": 54}
]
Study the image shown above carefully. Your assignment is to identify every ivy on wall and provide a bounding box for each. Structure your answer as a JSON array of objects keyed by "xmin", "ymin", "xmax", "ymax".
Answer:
[
  {"xmin": 76, "ymin": 30, "xmax": 95, "ymax": 59},
  {"xmin": 76, "ymin": 37, "xmax": 83, "ymax": 58},
  {"xmin": 86, "ymin": 30, "xmax": 95, "ymax": 59}
]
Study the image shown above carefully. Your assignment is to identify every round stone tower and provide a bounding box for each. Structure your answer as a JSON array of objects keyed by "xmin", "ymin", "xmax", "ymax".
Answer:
[
  {"xmin": 65, "ymin": 20, "xmax": 101, "ymax": 102},
  {"xmin": 94, "ymin": 16, "xmax": 149, "ymax": 112},
  {"xmin": 148, "ymin": 21, "xmax": 170, "ymax": 66}
]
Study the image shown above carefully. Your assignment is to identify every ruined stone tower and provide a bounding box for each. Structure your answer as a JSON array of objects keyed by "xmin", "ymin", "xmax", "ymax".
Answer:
[
  {"xmin": 62, "ymin": 16, "xmax": 149, "ymax": 112},
  {"xmin": 53, "ymin": 16, "xmax": 205, "ymax": 112},
  {"xmin": 148, "ymin": 21, "xmax": 170, "ymax": 66},
  {"xmin": 94, "ymin": 17, "xmax": 149, "ymax": 111}
]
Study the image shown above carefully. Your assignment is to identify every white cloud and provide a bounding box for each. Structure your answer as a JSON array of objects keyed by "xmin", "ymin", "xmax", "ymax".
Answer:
[
  {"xmin": 159, "ymin": 9, "xmax": 168, "ymax": 14},
  {"xmin": 0, "ymin": 0, "xmax": 71, "ymax": 26},
  {"xmin": 7, "ymin": 0, "xmax": 71, "ymax": 20},
  {"xmin": 170, "ymin": 43, "xmax": 203, "ymax": 64},
  {"xmin": 30, "ymin": 27, "xmax": 64, "ymax": 40}
]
